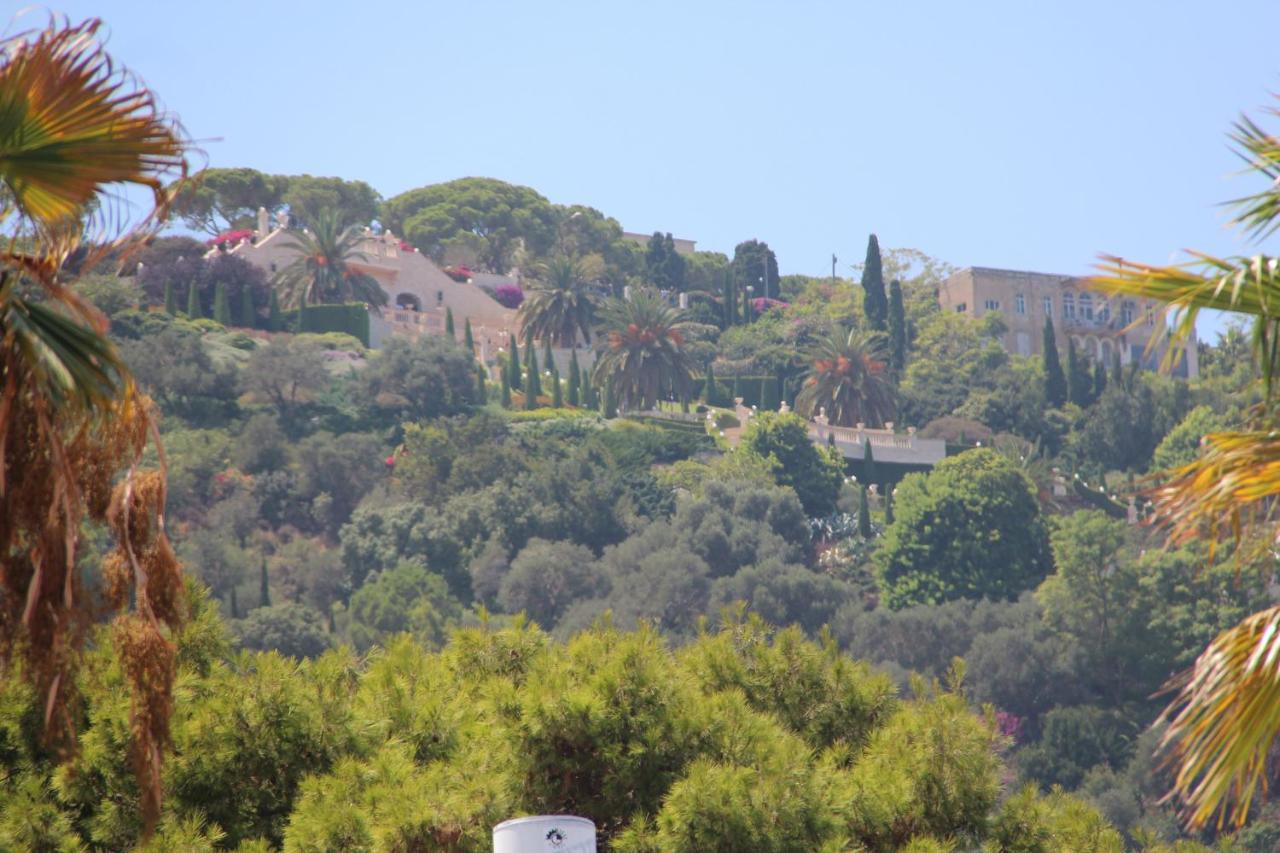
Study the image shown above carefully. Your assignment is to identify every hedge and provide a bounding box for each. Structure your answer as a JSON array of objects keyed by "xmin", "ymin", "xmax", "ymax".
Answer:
[{"xmin": 278, "ymin": 303, "xmax": 370, "ymax": 347}]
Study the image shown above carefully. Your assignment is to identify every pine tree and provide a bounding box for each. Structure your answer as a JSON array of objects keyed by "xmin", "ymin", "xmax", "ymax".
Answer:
[
  {"xmin": 164, "ymin": 280, "xmax": 177, "ymax": 315},
  {"xmin": 551, "ymin": 361, "xmax": 563, "ymax": 407},
  {"xmin": 240, "ymin": 283, "xmax": 255, "ymax": 328},
  {"xmin": 259, "ymin": 558, "xmax": 270, "ymax": 608},
  {"xmin": 1093, "ymin": 360, "xmax": 1107, "ymax": 399},
  {"xmin": 476, "ymin": 363, "xmax": 488, "ymax": 403},
  {"xmin": 213, "ymin": 282, "xmax": 231, "ymax": 325},
  {"xmin": 888, "ymin": 279, "xmax": 906, "ymax": 371},
  {"xmin": 860, "ymin": 233, "xmax": 887, "ymax": 331},
  {"xmin": 508, "ymin": 333, "xmax": 522, "ymax": 391},
  {"xmin": 445, "ymin": 306, "xmax": 455, "ymax": 338},
  {"xmin": 464, "ymin": 318, "xmax": 474, "ymax": 353},
  {"xmin": 185, "ymin": 282, "xmax": 201, "ymax": 319},
  {"xmin": 567, "ymin": 350, "xmax": 581, "ymax": 406},
  {"xmin": 268, "ymin": 289, "xmax": 281, "ymax": 331},
  {"xmin": 1042, "ymin": 318, "xmax": 1067, "ymax": 407},
  {"xmin": 1067, "ymin": 340, "xmax": 1090, "ymax": 407},
  {"xmin": 500, "ymin": 372, "xmax": 512, "ymax": 408},
  {"xmin": 858, "ymin": 486, "xmax": 872, "ymax": 539}
]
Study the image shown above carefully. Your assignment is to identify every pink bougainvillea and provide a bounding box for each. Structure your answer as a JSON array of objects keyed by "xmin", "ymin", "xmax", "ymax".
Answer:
[
  {"xmin": 208, "ymin": 228, "xmax": 255, "ymax": 248},
  {"xmin": 494, "ymin": 283, "xmax": 524, "ymax": 309}
]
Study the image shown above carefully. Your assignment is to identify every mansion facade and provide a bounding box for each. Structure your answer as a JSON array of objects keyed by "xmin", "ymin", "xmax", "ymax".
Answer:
[{"xmin": 937, "ymin": 267, "xmax": 1197, "ymax": 379}]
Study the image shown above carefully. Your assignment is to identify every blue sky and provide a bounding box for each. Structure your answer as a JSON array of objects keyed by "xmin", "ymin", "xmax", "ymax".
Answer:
[{"xmin": 27, "ymin": 1, "xmax": 1280, "ymax": 338}]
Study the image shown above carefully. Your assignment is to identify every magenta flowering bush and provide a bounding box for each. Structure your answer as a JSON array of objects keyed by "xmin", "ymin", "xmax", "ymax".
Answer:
[{"xmin": 494, "ymin": 283, "xmax": 524, "ymax": 308}]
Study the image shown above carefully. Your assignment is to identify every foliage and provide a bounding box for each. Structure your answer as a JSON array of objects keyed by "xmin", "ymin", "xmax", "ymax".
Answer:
[
  {"xmin": 877, "ymin": 449, "xmax": 1052, "ymax": 608},
  {"xmin": 1152, "ymin": 405, "xmax": 1228, "ymax": 472},
  {"xmin": 737, "ymin": 412, "xmax": 845, "ymax": 517},
  {"xmin": 347, "ymin": 561, "xmax": 463, "ymax": 651},
  {"xmin": 355, "ymin": 334, "xmax": 480, "ymax": 422},
  {"xmin": 592, "ymin": 289, "xmax": 700, "ymax": 412},
  {"xmin": 794, "ymin": 327, "xmax": 896, "ymax": 427},
  {"xmin": 271, "ymin": 209, "xmax": 387, "ymax": 310},
  {"xmin": 234, "ymin": 603, "xmax": 332, "ymax": 659},
  {"xmin": 517, "ymin": 254, "xmax": 599, "ymax": 347},
  {"xmin": 860, "ymin": 233, "xmax": 888, "ymax": 331},
  {"xmin": 382, "ymin": 177, "xmax": 558, "ymax": 272}
]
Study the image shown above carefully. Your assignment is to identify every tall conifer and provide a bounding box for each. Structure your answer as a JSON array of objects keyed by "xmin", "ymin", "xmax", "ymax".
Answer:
[
  {"xmin": 551, "ymin": 361, "xmax": 563, "ymax": 407},
  {"xmin": 567, "ymin": 350, "xmax": 581, "ymax": 406},
  {"xmin": 860, "ymin": 233, "xmax": 887, "ymax": 330},
  {"xmin": 888, "ymin": 279, "xmax": 906, "ymax": 371},
  {"xmin": 445, "ymin": 306, "xmax": 455, "ymax": 338},
  {"xmin": 164, "ymin": 280, "xmax": 176, "ymax": 315},
  {"xmin": 268, "ymin": 289, "xmax": 281, "ymax": 331},
  {"xmin": 185, "ymin": 282, "xmax": 201, "ymax": 319},
  {"xmin": 1067, "ymin": 340, "xmax": 1090, "ymax": 407},
  {"xmin": 463, "ymin": 318, "xmax": 474, "ymax": 352},
  {"xmin": 213, "ymin": 282, "xmax": 231, "ymax": 325},
  {"xmin": 259, "ymin": 558, "xmax": 271, "ymax": 608},
  {"xmin": 858, "ymin": 486, "xmax": 872, "ymax": 538},
  {"xmin": 240, "ymin": 283, "xmax": 255, "ymax": 328},
  {"xmin": 476, "ymin": 363, "xmax": 487, "ymax": 403},
  {"xmin": 508, "ymin": 333, "xmax": 522, "ymax": 391},
  {"xmin": 1042, "ymin": 318, "xmax": 1067, "ymax": 407}
]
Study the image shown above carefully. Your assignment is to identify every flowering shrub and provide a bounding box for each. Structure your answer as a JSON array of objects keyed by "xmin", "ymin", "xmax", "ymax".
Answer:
[
  {"xmin": 208, "ymin": 228, "xmax": 255, "ymax": 247},
  {"xmin": 750, "ymin": 296, "xmax": 789, "ymax": 314},
  {"xmin": 493, "ymin": 283, "xmax": 524, "ymax": 308}
]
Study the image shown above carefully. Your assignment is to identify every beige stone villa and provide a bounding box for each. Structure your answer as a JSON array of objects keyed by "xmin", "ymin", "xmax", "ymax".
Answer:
[
  {"xmin": 217, "ymin": 211, "xmax": 517, "ymax": 359},
  {"xmin": 938, "ymin": 267, "xmax": 1198, "ymax": 379}
]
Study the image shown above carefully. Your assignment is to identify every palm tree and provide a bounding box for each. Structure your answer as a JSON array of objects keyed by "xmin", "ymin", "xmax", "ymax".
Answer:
[
  {"xmin": 517, "ymin": 254, "xmax": 599, "ymax": 347},
  {"xmin": 272, "ymin": 209, "xmax": 387, "ymax": 311},
  {"xmin": 591, "ymin": 289, "xmax": 699, "ymax": 412},
  {"xmin": 0, "ymin": 18, "xmax": 189, "ymax": 830},
  {"xmin": 794, "ymin": 328, "xmax": 895, "ymax": 427},
  {"xmin": 1093, "ymin": 93, "xmax": 1280, "ymax": 830}
]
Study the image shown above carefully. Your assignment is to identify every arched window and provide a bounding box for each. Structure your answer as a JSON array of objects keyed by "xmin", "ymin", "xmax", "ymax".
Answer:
[{"xmin": 1063, "ymin": 293, "xmax": 1076, "ymax": 319}]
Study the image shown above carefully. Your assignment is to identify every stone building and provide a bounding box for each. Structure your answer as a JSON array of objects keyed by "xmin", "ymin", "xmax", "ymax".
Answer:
[
  {"xmin": 937, "ymin": 267, "xmax": 1197, "ymax": 379},
  {"xmin": 216, "ymin": 209, "xmax": 516, "ymax": 358}
]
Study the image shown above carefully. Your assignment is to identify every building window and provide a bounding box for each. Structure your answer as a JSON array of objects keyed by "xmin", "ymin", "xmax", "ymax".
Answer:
[
  {"xmin": 436, "ymin": 290, "xmax": 444, "ymax": 305},
  {"xmin": 1043, "ymin": 296, "xmax": 1053, "ymax": 318},
  {"xmin": 1146, "ymin": 306, "xmax": 1154, "ymax": 326},
  {"xmin": 1121, "ymin": 300, "xmax": 1135, "ymax": 324},
  {"xmin": 983, "ymin": 299, "xmax": 1001, "ymax": 311},
  {"xmin": 1080, "ymin": 293, "xmax": 1093, "ymax": 321},
  {"xmin": 955, "ymin": 302, "xmax": 967, "ymax": 313},
  {"xmin": 1015, "ymin": 331, "xmax": 1031, "ymax": 356},
  {"xmin": 1015, "ymin": 293, "xmax": 1026, "ymax": 315},
  {"xmin": 1063, "ymin": 293, "xmax": 1076, "ymax": 319},
  {"xmin": 1098, "ymin": 300, "xmax": 1110, "ymax": 324}
]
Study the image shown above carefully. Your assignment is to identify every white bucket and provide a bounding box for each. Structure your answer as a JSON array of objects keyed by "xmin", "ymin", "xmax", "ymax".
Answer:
[{"xmin": 493, "ymin": 815, "xmax": 596, "ymax": 852}]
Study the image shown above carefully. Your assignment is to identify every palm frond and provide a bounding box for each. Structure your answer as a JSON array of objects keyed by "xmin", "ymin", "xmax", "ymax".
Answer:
[
  {"xmin": 1225, "ymin": 109, "xmax": 1280, "ymax": 241},
  {"xmin": 0, "ymin": 17, "xmax": 188, "ymax": 233},
  {"xmin": 1160, "ymin": 605, "xmax": 1280, "ymax": 829}
]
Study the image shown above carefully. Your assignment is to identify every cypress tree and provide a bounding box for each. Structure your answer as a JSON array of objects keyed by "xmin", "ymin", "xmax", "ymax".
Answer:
[
  {"xmin": 888, "ymin": 279, "xmax": 906, "ymax": 371},
  {"xmin": 259, "ymin": 558, "xmax": 270, "ymax": 608},
  {"xmin": 860, "ymin": 233, "xmax": 887, "ymax": 331},
  {"xmin": 704, "ymin": 363, "xmax": 720, "ymax": 406},
  {"xmin": 567, "ymin": 350, "xmax": 581, "ymax": 406},
  {"xmin": 445, "ymin": 306, "xmax": 455, "ymax": 338},
  {"xmin": 213, "ymin": 282, "xmax": 231, "ymax": 325},
  {"xmin": 1042, "ymin": 318, "xmax": 1067, "ymax": 407},
  {"xmin": 240, "ymin": 284, "xmax": 255, "ymax": 328},
  {"xmin": 268, "ymin": 289, "xmax": 281, "ymax": 331},
  {"xmin": 542, "ymin": 337, "xmax": 554, "ymax": 381},
  {"xmin": 827, "ymin": 431, "xmax": 836, "ymax": 447},
  {"xmin": 464, "ymin": 318, "xmax": 474, "ymax": 353},
  {"xmin": 584, "ymin": 369, "xmax": 598, "ymax": 409},
  {"xmin": 1067, "ymin": 340, "xmax": 1090, "ymax": 406},
  {"xmin": 500, "ymin": 371, "xmax": 512, "ymax": 408},
  {"xmin": 551, "ymin": 361, "xmax": 563, "ymax": 407},
  {"xmin": 508, "ymin": 333, "xmax": 522, "ymax": 391},
  {"xmin": 884, "ymin": 488, "xmax": 895, "ymax": 525},
  {"xmin": 185, "ymin": 282, "xmax": 201, "ymax": 319},
  {"xmin": 863, "ymin": 439, "xmax": 878, "ymax": 489},
  {"xmin": 164, "ymin": 280, "xmax": 177, "ymax": 315},
  {"xmin": 476, "ymin": 363, "xmax": 488, "ymax": 403},
  {"xmin": 1093, "ymin": 360, "xmax": 1107, "ymax": 399},
  {"xmin": 858, "ymin": 486, "xmax": 872, "ymax": 538},
  {"xmin": 602, "ymin": 381, "xmax": 617, "ymax": 418},
  {"xmin": 525, "ymin": 333, "xmax": 542, "ymax": 400},
  {"xmin": 1111, "ymin": 348, "xmax": 1123, "ymax": 384}
]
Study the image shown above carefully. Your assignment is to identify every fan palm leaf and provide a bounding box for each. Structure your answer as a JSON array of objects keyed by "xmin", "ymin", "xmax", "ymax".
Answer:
[
  {"xmin": 794, "ymin": 327, "xmax": 895, "ymax": 427},
  {"xmin": 1091, "ymin": 93, "xmax": 1280, "ymax": 829},
  {"xmin": 591, "ymin": 289, "xmax": 698, "ymax": 411},
  {"xmin": 517, "ymin": 254, "xmax": 599, "ymax": 347},
  {"xmin": 272, "ymin": 209, "xmax": 387, "ymax": 311}
]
